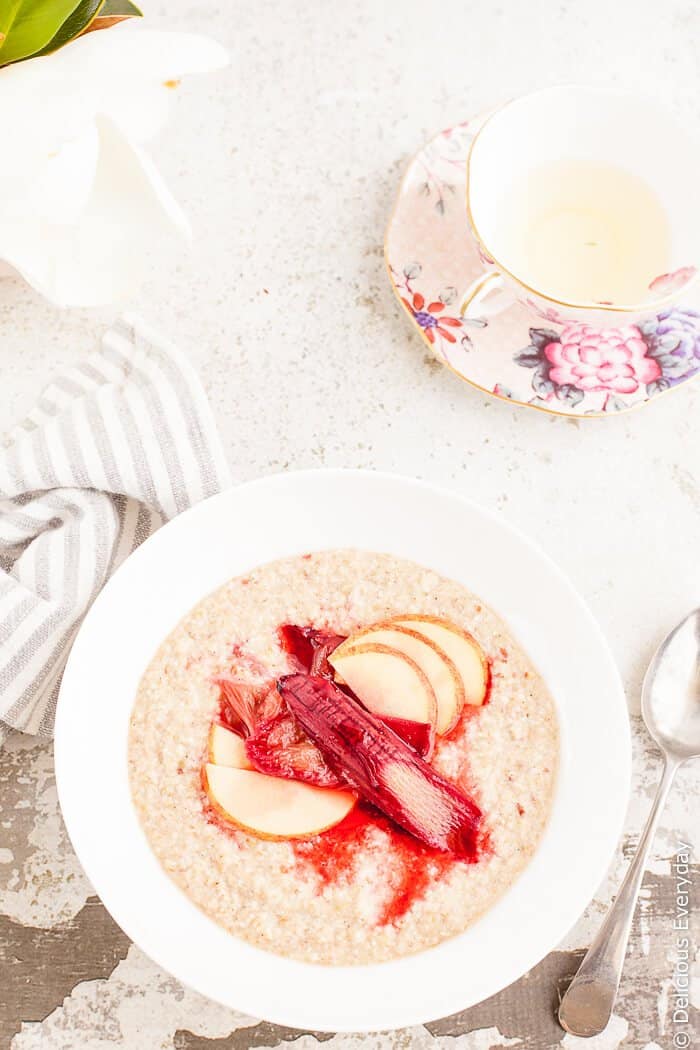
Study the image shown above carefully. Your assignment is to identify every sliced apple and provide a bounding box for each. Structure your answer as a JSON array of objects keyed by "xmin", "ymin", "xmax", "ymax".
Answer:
[
  {"xmin": 332, "ymin": 623, "xmax": 463, "ymax": 735},
  {"xmin": 390, "ymin": 615, "xmax": 489, "ymax": 708},
  {"xmin": 203, "ymin": 764, "xmax": 356, "ymax": 840},
  {"xmin": 328, "ymin": 643, "xmax": 438, "ymax": 729},
  {"xmin": 208, "ymin": 723, "xmax": 253, "ymax": 769}
]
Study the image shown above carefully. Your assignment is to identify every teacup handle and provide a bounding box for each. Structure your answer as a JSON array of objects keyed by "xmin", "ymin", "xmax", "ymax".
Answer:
[{"xmin": 460, "ymin": 271, "xmax": 510, "ymax": 319}]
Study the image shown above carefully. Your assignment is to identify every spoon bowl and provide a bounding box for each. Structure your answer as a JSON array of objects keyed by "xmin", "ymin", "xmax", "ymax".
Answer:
[{"xmin": 642, "ymin": 607, "xmax": 700, "ymax": 760}]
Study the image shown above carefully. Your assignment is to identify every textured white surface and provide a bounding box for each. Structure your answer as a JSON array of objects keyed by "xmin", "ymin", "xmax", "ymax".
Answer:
[{"xmin": 0, "ymin": 0, "xmax": 698, "ymax": 1045}]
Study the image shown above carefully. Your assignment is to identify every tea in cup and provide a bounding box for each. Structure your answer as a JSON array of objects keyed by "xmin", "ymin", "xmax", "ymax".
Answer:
[{"xmin": 462, "ymin": 86, "xmax": 700, "ymax": 326}]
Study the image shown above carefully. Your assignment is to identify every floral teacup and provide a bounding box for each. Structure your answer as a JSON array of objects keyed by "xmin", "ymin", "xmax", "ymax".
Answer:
[{"xmin": 462, "ymin": 86, "xmax": 700, "ymax": 328}]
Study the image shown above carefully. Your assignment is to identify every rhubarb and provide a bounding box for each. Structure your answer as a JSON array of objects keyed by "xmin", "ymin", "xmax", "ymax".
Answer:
[
  {"xmin": 277, "ymin": 674, "xmax": 482, "ymax": 858},
  {"xmin": 278, "ymin": 624, "xmax": 346, "ymax": 677},
  {"xmin": 278, "ymin": 624, "xmax": 434, "ymax": 755},
  {"xmin": 216, "ymin": 678, "xmax": 271, "ymax": 737},
  {"xmin": 245, "ymin": 711, "xmax": 343, "ymax": 788},
  {"xmin": 379, "ymin": 715, "xmax": 434, "ymax": 759}
]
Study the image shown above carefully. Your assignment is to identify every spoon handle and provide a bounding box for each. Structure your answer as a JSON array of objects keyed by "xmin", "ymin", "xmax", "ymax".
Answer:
[{"xmin": 558, "ymin": 756, "xmax": 679, "ymax": 1037}]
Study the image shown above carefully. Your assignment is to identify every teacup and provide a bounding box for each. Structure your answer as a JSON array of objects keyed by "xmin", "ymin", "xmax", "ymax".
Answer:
[{"xmin": 462, "ymin": 85, "xmax": 700, "ymax": 327}]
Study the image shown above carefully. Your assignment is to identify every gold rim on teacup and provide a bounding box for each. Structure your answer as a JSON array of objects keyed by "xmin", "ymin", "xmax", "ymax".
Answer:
[{"xmin": 463, "ymin": 86, "xmax": 700, "ymax": 321}]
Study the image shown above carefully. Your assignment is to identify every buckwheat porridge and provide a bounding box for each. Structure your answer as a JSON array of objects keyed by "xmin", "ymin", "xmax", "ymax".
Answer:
[{"xmin": 129, "ymin": 549, "xmax": 559, "ymax": 965}]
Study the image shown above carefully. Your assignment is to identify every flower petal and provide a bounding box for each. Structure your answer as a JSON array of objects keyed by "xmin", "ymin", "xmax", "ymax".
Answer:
[
  {"xmin": 0, "ymin": 25, "xmax": 229, "ymax": 172},
  {"xmin": 621, "ymin": 337, "xmax": 643, "ymax": 356},
  {"xmin": 597, "ymin": 364, "xmax": 621, "ymax": 382},
  {"xmin": 66, "ymin": 28, "xmax": 228, "ymax": 142},
  {"xmin": 561, "ymin": 342, "xmax": 583, "ymax": 363},
  {"xmin": 579, "ymin": 347, "xmax": 602, "ymax": 365},
  {"xmin": 413, "ymin": 292, "xmax": 425, "ymax": 310},
  {"xmin": 100, "ymin": 82, "xmax": 173, "ymax": 144},
  {"xmin": 635, "ymin": 357, "xmax": 662, "ymax": 383},
  {"xmin": 544, "ymin": 342, "xmax": 566, "ymax": 365},
  {"xmin": 572, "ymin": 363, "xmax": 597, "ymax": 378},
  {"xmin": 0, "ymin": 116, "xmax": 189, "ymax": 307},
  {"xmin": 53, "ymin": 24, "xmax": 230, "ymax": 81},
  {"xmin": 0, "ymin": 54, "xmax": 96, "ymax": 184},
  {"xmin": 577, "ymin": 374, "xmax": 602, "ymax": 390},
  {"xmin": 609, "ymin": 377, "xmax": 638, "ymax": 394},
  {"xmin": 604, "ymin": 347, "xmax": 632, "ymax": 364},
  {"xmin": 1, "ymin": 127, "xmax": 100, "ymax": 226},
  {"xmin": 549, "ymin": 367, "xmax": 576, "ymax": 386}
]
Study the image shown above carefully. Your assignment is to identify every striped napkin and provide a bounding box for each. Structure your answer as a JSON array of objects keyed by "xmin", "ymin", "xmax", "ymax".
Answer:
[{"xmin": 0, "ymin": 315, "xmax": 232, "ymax": 742}]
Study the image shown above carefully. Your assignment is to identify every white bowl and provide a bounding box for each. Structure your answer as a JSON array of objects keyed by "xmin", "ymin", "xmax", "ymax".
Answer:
[{"xmin": 55, "ymin": 469, "xmax": 630, "ymax": 1032}]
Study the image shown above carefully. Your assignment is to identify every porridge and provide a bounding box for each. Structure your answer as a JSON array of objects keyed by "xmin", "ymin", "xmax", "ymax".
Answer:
[{"xmin": 129, "ymin": 550, "xmax": 559, "ymax": 965}]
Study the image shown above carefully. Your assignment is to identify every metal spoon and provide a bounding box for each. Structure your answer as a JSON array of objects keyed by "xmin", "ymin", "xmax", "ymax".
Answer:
[{"xmin": 558, "ymin": 608, "xmax": 700, "ymax": 1038}]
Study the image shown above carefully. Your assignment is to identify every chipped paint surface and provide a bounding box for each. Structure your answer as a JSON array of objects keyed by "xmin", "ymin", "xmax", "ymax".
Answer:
[
  {"xmin": 0, "ymin": 733, "xmax": 697, "ymax": 1048},
  {"xmin": 0, "ymin": 736, "xmax": 91, "ymax": 927},
  {"xmin": 561, "ymin": 1015, "xmax": 629, "ymax": 1050},
  {"xmin": 11, "ymin": 945, "xmax": 257, "ymax": 1050}
]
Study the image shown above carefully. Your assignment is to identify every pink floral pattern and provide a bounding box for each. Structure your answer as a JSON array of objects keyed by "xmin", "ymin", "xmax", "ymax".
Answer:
[
  {"xmin": 385, "ymin": 118, "xmax": 700, "ymax": 415},
  {"xmin": 648, "ymin": 266, "xmax": 697, "ymax": 296},
  {"xmin": 513, "ymin": 310, "xmax": 700, "ymax": 411},
  {"xmin": 544, "ymin": 325, "xmax": 661, "ymax": 395}
]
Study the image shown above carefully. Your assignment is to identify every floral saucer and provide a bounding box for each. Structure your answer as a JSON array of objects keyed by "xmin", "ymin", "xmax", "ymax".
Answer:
[{"xmin": 384, "ymin": 120, "xmax": 700, "ymax": 416}]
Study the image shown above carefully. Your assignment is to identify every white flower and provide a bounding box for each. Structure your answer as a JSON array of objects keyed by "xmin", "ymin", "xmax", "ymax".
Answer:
[{"xmin": 0, "ymin": 24, "xmax": 228, "ymax": 306}]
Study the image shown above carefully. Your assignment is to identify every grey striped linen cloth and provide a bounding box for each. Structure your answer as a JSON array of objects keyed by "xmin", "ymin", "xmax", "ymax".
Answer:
[{"xmin": 0, "ymin": 315, "xmax": 232, "ymax": 743}]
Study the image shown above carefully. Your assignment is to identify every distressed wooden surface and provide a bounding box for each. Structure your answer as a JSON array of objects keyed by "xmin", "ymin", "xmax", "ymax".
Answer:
[
  {"xmin": 1, "ymin": 731, "xmax": 697, "ymax": 1048},
  {"xmin": 1, "ymin": 0, "xmax": 700, "ymax": 1045}
]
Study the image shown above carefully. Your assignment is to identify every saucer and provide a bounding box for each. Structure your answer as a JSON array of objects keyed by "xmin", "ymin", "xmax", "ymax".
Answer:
[{"xmin": 385, "ymin": 119, "xmax": 700, "ymax": 417}]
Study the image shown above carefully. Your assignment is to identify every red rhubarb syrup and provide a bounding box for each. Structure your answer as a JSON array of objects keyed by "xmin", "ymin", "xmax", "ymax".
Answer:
[{"xmin": 292, "ymin": 802, "xmax": 487, "ymax": 927}]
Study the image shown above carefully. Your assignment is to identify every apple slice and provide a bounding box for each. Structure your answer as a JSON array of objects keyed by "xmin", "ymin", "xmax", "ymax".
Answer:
[
  {"xmin": 203, "ymin": 764, "xmax": 356, "ymax": 840},
  {"xmin": 328, "ymin": 643, "xmax": 437, "ymax": 729},
  {"xmin": 208, "ymin": 723, "xmax": 253, "ymax": 769},
  {"xmin": 390, "ymin": 616, "xmax": 489, "ymax": 708},
  {"xmin": 332, "ymin": 624, "xmax": 463, "ymax": 735}
]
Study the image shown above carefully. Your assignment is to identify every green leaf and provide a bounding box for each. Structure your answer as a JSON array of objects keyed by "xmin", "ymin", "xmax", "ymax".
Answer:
[
  {"xmin": 528, "ymin": 327, "xmax": 559, "ymax": 350},
  {"xmin": 513, "ymin": 347, "xmax": 542, "ymax": 369},
  {"xmin": 85, "ymin": 0, "xmax": 141, "ymax": 31},
  {"xmin": 0, "ymin": 0, "xmax": 84, "ymax": 65},
  {"xmin": 36, "ymin": 0, "xmax": 105, "ymax": 56},
  {"xmin": 101, "ymin": 0, "xmax": 141, "ymax": 13}
]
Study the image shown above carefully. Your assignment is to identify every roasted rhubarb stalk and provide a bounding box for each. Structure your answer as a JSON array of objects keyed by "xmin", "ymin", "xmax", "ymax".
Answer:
[
  {"xmin": 216, "ymin": 676, "xmax": 342, "ymax": 788},
  {"xmin": 377, "ymin": 714, "xmax": 434, "ymax": 759},
  {"xmin": 245, "ymin": 711, "xmax": 342, "ymax": 788},
  {"xmin": 278, "ymin": 674, "xmax": 482, "ymax": 858},
  {"xmin": 278, "ymin": 624, "xmax": 346, "ymax": 677},
  {"xmin": 278, "ymin": 624, "xmax": 433, "ymax": 756}
]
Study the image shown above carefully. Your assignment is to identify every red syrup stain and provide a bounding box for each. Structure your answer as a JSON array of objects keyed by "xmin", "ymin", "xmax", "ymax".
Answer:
[
  {"xmin": 484, "ymin": 658, "xmax": 494, "ymax": 704},
  {"xmin": 437, "ymin": 695, "xmax": 486, "ymax": 750},
  {"xmin": 291, "ymin": 801, "xmax": 489, "ymax": 927}
]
